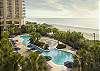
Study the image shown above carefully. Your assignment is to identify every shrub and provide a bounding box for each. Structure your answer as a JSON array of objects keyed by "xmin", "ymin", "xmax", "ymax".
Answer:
[
  {"xmin": 56, "ymin": 44, "xmax": 66, "ymax": 49},
  {"xmin": 44, "ymin": 56, "xmax": 52, "ymax": 61},
  {"xmin": 35, "ymin": 41, "xmax": 45, "ymax": 48},
  {"xmin": 44, "ymin": 44, "xmax": 49, "ymax": 50}
]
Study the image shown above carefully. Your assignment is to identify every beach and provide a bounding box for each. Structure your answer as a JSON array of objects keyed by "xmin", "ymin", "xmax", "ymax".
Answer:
[{"xmin": 52, "ymin": 24, "xmax": 99, "ymax": 40}]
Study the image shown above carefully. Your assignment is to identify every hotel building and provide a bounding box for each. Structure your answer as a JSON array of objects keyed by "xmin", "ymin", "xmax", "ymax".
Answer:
[{"xmin": 0, "ymin": 0, "xmax": 25, "ymax": 27}]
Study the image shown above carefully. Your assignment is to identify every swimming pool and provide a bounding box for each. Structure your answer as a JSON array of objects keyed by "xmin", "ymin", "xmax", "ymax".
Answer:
[
  {"xmin": 20, "ymin": 35, "xmax": 73, "ymax": 65},
  {"xmin": 20, "ymin": 35, "xmax": 30, "ymax": 45},
  {"xmin": 42, "ymin": 48, "xmax": 73, "ymax": 65}
]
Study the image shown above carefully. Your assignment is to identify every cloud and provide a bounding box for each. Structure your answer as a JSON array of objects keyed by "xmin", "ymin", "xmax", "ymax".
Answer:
[{"xmin": 25, "ymin": 0, "xmax": 99, "ymax": 18}]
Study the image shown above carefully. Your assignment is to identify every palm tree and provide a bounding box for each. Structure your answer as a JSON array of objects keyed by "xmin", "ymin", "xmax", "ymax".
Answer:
[
  {"xmin": 27, "ymin": 24, "xmax": 36, "ymax": 33},
  {"xmin": 52, "ymin": 28, "xmax": 58, "ymax": 34},
  {"xmin": 73, "ymin": 41, "xmax": 100, "ymax": 71},
  {"xmin": 0, "ymin": 31, "xmax": 22, "ymax": 71},
  {"xmin": 26, "ymin": 52, "xmax": 49, "ymax": 71},
  {"xmin": 30, "ymin": 32, "xmax": 41, "ymax": 44}
]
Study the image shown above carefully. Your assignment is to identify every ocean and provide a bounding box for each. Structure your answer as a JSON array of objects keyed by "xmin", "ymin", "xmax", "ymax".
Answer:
[{"xmin": 27, "ymin": 18, "xmax": 99, "ymax": 40}]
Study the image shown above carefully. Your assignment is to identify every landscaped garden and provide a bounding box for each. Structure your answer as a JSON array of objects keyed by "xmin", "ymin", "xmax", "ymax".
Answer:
[{"xmin": 0, "ymin": 21, "xmax": 100, "ymax": 71}]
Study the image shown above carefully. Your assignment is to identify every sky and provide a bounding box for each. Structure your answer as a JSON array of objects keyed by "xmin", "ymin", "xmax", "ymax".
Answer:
[{"xmin": 25, "ymin": 0, "xmax": 99, "ymax": 18}]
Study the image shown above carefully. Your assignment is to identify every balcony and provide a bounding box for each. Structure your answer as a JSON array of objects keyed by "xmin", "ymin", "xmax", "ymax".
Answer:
[
  {"xmin": 23, "ymin": 12, "xmax": 25, "ymax": 14},
  {"xmin": 0, "ymin": 21, "xmax": 4, "ymax": 25},
  {"xmin": 23, "ymin": 8, "xmax": 25, "ymax": 11},
  {"xmin": 0, "ymin": 6, "xmax": 3, "ymax": 8},
  {"xmin": 23, "ymin": 4, "xmax": 25, "ymax": 6},
  {"xmin": 0, "ymin": 0, "xmax": 3, "ymax": 3},
  {"xmin": 22, "ymin": 0, "xmax": 25, "ymax": 2},
  {"xmin": 23, "ymin": 7, "xmax": 25, "ymax": 9},
  {"xmin": 0, "ymin": 16, "xmax": 4, "ymax": 19},
  {"xmin": 15, "ymin": 3, "xmax": 19, "ymax": 5}
]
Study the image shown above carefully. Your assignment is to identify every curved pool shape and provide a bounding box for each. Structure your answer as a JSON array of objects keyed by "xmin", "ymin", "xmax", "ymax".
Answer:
[
  {"xmin": 20, "ymin": 35, "xmax": 73, "ymax": 65},
  {"xmin": 42, "ymin": 48, "xmax": 73, "ymax": 65}
]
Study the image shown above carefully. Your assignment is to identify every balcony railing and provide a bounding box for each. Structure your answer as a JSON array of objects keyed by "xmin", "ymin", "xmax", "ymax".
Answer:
[
  {"xmin": 23, "ymin": 4, "xmax": 25, "ymax": 6},
  {"xmin": 22, "ymin": 0, "xmax": 25, "ymax": 2},
  {"xmin": 0, "ymin": 16, "xmax": 4, "ymax": 19}
]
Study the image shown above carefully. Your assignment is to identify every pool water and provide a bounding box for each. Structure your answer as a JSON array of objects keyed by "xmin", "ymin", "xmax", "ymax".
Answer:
[
  {"xmin": 42, "ymin": 48, "xmax": 73, "ymax": 65},
  {"xmin": 20, "ymin": 35, "xmax": 73, "ymax": 65},
  {"xmin": 20, "ymin": 35, "xmax": 31, "ymax": 45}
]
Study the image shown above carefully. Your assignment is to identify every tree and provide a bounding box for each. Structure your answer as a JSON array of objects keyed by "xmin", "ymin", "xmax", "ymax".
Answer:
[
  {"xmin": 27, "ymin": 24, "xmax": 36, "ymax": 33},
  {"xmin": 0, "ymin": 31, "xmax": 22, "ymax": 71},
  {"xmin": 28, "ymin": 52, "xmax": 49, "ymax": 71},
  {"xmin": 46, "ymin": 28, "xmax": 52, "ymax": 33},
  {"xmin": 36, "ymin": 24, "xmax": 47, "ymax": 36},
  {"xmin": 30, "ymin": 32, "xmax": 41, "ymax": 44},
  {"xmin": 21, "ymin": 25, "xmax": 27, "ymax": 34},
  {"xmin": 8, "ymin": 27, "xmax": 15, "ymax": 36},
  {"xmin": 68, "ymin": 31, "xmax": 83, "ymax": 49},
  {"xmin": 73, "ymin": 41, "xmax": 100, "ymax": 71},
  {"xmin": 8, "ymin": 26, "xmax": 21, "ymax": 37},
  {"xmin": 53, "ymin": 31, "xmax": 61, "ymax": 44},
  {"xmin": 1, "ymin": 31, "xmax": 9, "ymax": 38},
  {"xmin": 52, "ymin": 28, "xmax": 58, "ymax": 34},
  {"xmin": 26, "ymin": 21, "xmax": 37, "ymax": 25},
  {"xmin": 20, "ymin": 52, "xmax": 49, "ymax": 71},
  {"xmin": 14, "ymin": 26, "xmax": 21, "ymax": 35},
  {"xmin": 0, "ymin": 31, "xmax": 49, "ymax": 71}
]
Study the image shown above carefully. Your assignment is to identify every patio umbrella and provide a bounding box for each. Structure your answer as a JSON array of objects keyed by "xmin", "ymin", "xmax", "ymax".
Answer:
[{"xmin": 16, "ymin": 40, "xmax": 19, "ymax": 42}]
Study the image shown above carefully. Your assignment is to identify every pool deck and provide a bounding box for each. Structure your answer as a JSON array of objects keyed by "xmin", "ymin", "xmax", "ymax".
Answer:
[
  {"xmin": 13, "ymin": 35, "xmax": 29, "ymax": 57},
  {"xmin": 40, "ymin": 37, "xmax": 58, "ymax": 49},
  {"xmin": 13, "ymin": 35, "xmax": 75, "ymax": 71},
  {"xmin": 40, "ymin": 37, "xmax": 76, "ymax": 71},
  {"xmin": 47, "ymin": 60, "xmax": 67, "ymax": 71}
]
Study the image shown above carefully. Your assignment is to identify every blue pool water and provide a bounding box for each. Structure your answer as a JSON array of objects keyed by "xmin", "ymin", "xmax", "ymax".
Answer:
[
  {"xmin": 20, "ymin": 35, "xmax": 31, "ymax": 45},
  {"xmin": 42, "ymin": 48, "xmax": 73, "ymax": 65},
  {"xmin": 20, "ymin": 35, "xmax": 73, "ymax": 65}
]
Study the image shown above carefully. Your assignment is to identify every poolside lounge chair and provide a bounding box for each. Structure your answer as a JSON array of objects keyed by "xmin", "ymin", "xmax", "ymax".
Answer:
[{"xmin": 13, "ymin": 47, "xmax": 21, "ymax": 51}]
